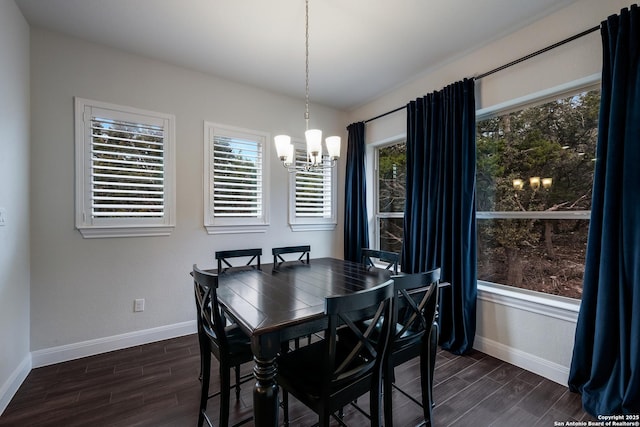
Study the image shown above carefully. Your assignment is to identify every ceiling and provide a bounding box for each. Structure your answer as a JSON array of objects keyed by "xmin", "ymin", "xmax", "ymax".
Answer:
[{"xmin": 15, "ymin": 0, "xmax": 579, "ymax": 111}]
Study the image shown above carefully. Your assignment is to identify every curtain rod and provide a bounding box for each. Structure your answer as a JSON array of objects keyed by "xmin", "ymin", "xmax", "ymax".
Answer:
[
  {"xmin": 474, "ymin": 24, "xmax": 600, "ymax": 80},
  {"xmin": 364, "ymin": 105, "xmax": 406, "ymax": 123},
  {"xmin": 363, "ymin": 23, "xmax": 601, "ymax": 124}
]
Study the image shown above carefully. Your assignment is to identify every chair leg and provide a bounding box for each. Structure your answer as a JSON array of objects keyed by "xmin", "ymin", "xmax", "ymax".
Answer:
[
  {"xmin": 420, "ymin": 355, "xmax": 434, "ymax": 426},
  {"xmin": 319, "ymin": 411, "xmax": 330, "ymax": 427},
  {"xmin": 235, "ymin": 365, "xmax": 241, "ymax": 399},
  {"xmin": 220, "ymin": 362, "xmax": 231, "ymax": 427},
  {"xmin": 420, "ymin": 325, "xmax": 438, "ymax": 426},
  {"xmin": 429, "ymin": 321, "xmax": 438, "ymax": 408},
  {"xmin": 198, "ymin": 350, "xmax": 212, "ymax": 427},
  {"xmin": 371, "ymin": 375, "xmax": 383, "ymax": 427},
  {"xmin": 384, "ymin": 357, "xmax": 395, "ymax": 427},
  {"xmin": 197, "ymin": 328, "xmax": 207, "ymax": 382},
  {"xmin": 282, "ymin": 389, "xmax": 290, "ymax": 427}
]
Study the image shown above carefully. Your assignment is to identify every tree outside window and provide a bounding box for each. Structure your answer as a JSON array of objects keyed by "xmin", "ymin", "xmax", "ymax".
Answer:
[
  {"xmin": 476, "ymin": 89, "xmax": 599, "ymax": 299},
  {"xmin": 376, "ymin": 142, "xmax": 406, "ymax": 254}
]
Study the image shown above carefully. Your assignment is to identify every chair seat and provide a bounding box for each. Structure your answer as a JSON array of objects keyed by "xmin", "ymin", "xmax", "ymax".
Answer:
[
  {"xmin": 277, "ymin": 339, "xmax": 375, "ymax": 401},
  {"xmin": 340, "ymin": 323, "xmax": 425, "ymax": 382},
  {"xmin": 224, "ymin": 325, "xmax": 253, "ymax": 358}
]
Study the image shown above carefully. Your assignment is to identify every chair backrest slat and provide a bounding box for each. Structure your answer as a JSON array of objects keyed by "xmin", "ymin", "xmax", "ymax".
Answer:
[
  {"xmin": 361, "ymin": 248, "xmax": 400, "ymax": 274},
  {"xmin": 215, "ymin": 248, "xmax": 262, "ymax": 273},
  {"xmin": 272, "ymin": 245, "xmax": 310, "ymax": 268}
]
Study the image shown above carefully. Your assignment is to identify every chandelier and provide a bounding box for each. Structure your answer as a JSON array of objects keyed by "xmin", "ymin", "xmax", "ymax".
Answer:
[{"xmin": 274, "ymin": 0, "xmax": 340, "ymax": 173}]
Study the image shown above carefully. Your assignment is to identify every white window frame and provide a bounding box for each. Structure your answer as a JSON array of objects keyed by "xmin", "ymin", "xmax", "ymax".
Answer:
[
  {"xmin": 287, "ymin": 139, "xmax": 337, "ymax": 231},
  {"xmin": 373, "ymin": 137, "xmax": 406, "ymax": 250},
  {"xmin": 74, "ymin": 97, "xmax": 176, "ymax": 238},
  {"xmin": 475, "ymin": 73, "xmax": 600, "ymax": 303},
  {"xmin": 203, "ymin": 122, "xmax": 270, "ymax": 234}
]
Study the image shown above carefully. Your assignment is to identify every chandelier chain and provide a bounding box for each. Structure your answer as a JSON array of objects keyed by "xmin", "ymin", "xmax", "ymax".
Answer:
[{"xmin": 305, "ymin": 0, "xmax": 310, "ymax": 130}]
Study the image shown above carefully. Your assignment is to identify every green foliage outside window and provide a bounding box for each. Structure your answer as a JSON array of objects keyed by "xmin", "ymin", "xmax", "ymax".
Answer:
[
  {"xmin": 476, "ymin": 89, "xmax": 599, "ymax": 299},
  {"xmin": 377, "ymin": 143, "xmax": 406, "ymax": 254}
]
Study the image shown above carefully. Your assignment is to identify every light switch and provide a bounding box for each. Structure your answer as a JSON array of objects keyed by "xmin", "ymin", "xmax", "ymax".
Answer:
[{"xmin": 0, "ymin": 208, "xmax": 6, "ymax": 226}]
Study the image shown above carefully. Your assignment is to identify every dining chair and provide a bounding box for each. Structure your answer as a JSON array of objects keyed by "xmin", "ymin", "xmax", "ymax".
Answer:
[
  {"xmin": 361, "ymin": 248, "xmax": 400, "ymax": 274},
  {"xmin": 384, "ymin": 268, "xmax": 441, "ymax": 427},
  {"xmin": 215, "ymin": 248, "xmax": 262, "ymax": 273},
  {"xmin": 192, "ymin": 265, "xmax": 254, "ymax": 427},
  {"xmin": 277, "ymin": 279, "xmax": 395, "ymax": 427},
  {"xmin": 272, "ymin": 245, "xmax": 311, "ymax": 269}
]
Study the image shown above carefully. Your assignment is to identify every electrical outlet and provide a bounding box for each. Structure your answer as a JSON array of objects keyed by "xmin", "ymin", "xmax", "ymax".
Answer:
[{"xmin": 134, "ymin": 298, "xmax": 145, "ymax": 312}]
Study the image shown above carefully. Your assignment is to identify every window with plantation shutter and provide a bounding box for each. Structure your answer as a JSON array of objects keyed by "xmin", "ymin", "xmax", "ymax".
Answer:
[
  {"xmin": 204, "ymin": 122, "xmax": 269, "ymax": 234},
  {"xmin": 288, "ymin": 141, "xmax": 337, "ymax": 231},
  {"xmin": 75, "ymin": 98, "xmax": 176, "ymax": 238}
]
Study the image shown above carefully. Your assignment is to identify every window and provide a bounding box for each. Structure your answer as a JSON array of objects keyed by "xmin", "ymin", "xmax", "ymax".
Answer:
[
  {"xmin": 375, "ymin": 141, "xmax": 406, "ymax": 253},
  {"xmin": 74, "ymin": 97, "xmax": 176, "ymax": 238},
  {"xmin": 204, "ymin": 122, "xmax": 269, "ymax": 234},
  {"xmin": 476, "ymin": 86, "xmax": 599, "ymax": 299},
  {"xmin": 369, "ymin": 81, "xmax": 598, "ymax": 300},
  {"xmin": 288, "ymin": 140, "xmax": 337, "ymax": 231}
]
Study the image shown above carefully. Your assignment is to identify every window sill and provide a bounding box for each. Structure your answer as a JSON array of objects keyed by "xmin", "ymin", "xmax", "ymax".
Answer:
[
  {"xmin": 77, "ymin": 225, "xmax": 174, "ymax": 239},
  {"xmin": 477, "ymin": 280, "xmax": 580, "ymax": 322},
  {"xmin": 205, "ymin": 224, "xmax": 268, "ymax": 235},
  {"xmin": 289, "ymin": 222, "xmax": 337, "ymax": 232}
]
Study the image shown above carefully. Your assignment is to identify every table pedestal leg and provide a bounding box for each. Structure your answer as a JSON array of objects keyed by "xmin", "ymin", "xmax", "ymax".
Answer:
[{"xmin": 253, "ymin": 356, "xmax": 279, "ymax": 427}]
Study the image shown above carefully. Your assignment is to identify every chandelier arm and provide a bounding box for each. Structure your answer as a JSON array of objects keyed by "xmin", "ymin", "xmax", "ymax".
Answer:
[{"xmin": 282, "ymin": 155, "xmax": 337, "ymax": 173}]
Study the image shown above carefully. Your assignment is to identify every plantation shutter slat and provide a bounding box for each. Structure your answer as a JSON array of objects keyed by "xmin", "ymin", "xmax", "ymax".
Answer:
[
  {"xmin": 212, "ymin": 135, "xmax": 263, "ymax": 218},
  {"xmin": 294, "ymin": 148, "xmax": 332, "ymax": 218},
  {"xmin": 90, "ymin": 116, "xmax": 165, "ymax": 219}
]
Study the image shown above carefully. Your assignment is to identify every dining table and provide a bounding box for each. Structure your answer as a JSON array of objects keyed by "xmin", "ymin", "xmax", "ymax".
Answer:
[{"xmin": 213, "ymin": 256, "xmax": 393, "ymax": 427}]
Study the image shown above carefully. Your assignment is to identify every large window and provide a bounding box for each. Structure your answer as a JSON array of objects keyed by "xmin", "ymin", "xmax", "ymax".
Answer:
[
  {"xmin": 288, "ymin": 140, "xmax": 337, "ymax": 231},
  {"xmin": 476, "ymin": 87, "xmax": 599, "ymax": 299},
  {"xmin": 375, "ymin": 141, "xmax": 406, "ymax": 253},
  {"xmin": 74, "ymin": 98, "xmax": 176, "ymax": 238},
  {"xmin": 371, "ymin": 85, "xmax": 598, "ymax": 300},
  {"xmin": 204, "ymin": 122, "xmax": 269, "ymax": 234}
]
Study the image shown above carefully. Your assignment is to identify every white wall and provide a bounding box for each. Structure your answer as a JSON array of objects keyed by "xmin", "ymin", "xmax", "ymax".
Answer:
[
  {"xmin": 348, "ymin": 0, "xmax": 631, "ymax": 384},
  {"xmin": 28, "ymin": 29, "xmax": 346, "ymax": 362},
  {"xmin": 0, "ymin": 0, "xmax": 31, "ymax": 414}
]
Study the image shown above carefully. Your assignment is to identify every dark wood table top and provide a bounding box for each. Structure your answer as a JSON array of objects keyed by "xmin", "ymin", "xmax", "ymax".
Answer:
[{"xmin": 215, "ymin": 257, "xmax": 393, "ymax": 341}]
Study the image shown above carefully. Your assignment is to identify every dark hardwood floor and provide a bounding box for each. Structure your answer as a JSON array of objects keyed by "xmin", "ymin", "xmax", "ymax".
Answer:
[{"xmin": 0, "ymin": 334, "xmax": 595, "ymax": 426}]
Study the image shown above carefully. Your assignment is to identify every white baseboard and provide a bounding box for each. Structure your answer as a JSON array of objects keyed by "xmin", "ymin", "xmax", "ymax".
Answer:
[
  {"xmin": 474, "ymin": 335, "xmax": 570, "ymax": 386},
  {"xmin": 31, "ymin": 320, "xmax": 197, "ymax": 368},
  {"xmin": 0, "ymin": 354, "xmax": 31, "ymax": 416}
]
